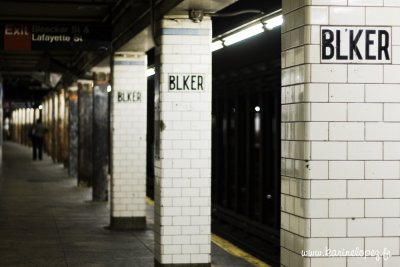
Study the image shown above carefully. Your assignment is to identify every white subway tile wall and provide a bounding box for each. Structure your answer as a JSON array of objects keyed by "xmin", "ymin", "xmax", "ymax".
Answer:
[
  {"xmin": 282, "ymin": 1, "xmax": 400, "ymax": 266},
  {"xmin": 154, "ymin": 17, "xmax": 212, "ymax": 265},
  {"xmin": 111, "ymin": 53, "xmax": 147, "ymax": 218}
]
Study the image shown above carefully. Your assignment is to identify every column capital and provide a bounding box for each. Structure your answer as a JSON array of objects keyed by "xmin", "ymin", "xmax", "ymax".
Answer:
[
  {"xmin": 77, "ymin": 79, "xmax": 93, "ymax": 87},
  {"xmin": 91, "ymin": 67, "xmax": 110, "ymax": 85},
  {"xmin": 91, "ymin": 66, "xmax": 111, "ymax": 74},
  {"xmin": 114, "ymin": 51, "xmax": 146, "ymax": 58},
  {"xmin": 67, "ymin": 84, "xmax": 78, "ymax": 92}
]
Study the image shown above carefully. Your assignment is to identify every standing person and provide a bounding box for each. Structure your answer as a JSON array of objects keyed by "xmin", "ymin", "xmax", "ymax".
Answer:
[{"xmin": 31, "ymin": 119, "xmax": 47, "ymax": 161}]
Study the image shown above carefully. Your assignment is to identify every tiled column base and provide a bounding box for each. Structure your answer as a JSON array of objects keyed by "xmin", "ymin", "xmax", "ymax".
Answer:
[
  {"xmin": 154, "ymin": 260, "xmax": 211, "ymax": 267},
  {"xmin": 110, "ymin": 217, "xmax": 146, "ymax": 230}
]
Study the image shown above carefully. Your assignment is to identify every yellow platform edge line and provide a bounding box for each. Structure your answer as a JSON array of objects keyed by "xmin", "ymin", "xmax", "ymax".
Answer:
[
  {"xmin": 211, "ymin": 234, "xmax": 271, "ymax": 267},
  {"xmin": 146, "ymin": 197, "xmax": 155, "ymax": 206},
  {"xmin": 146, "ymin": 197, "xmax": 270, "ymax": 267}
]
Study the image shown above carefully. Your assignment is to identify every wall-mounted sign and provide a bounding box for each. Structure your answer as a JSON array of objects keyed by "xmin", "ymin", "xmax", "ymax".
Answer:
[
  {"xmin": 321, "ymin": 26, "xmax": 391, "ymax": 64},
  {"xmin": 168, "ymin": 74, "xmax": 205, "ymax": 91},
  {"xmin": 117, "ymin": 91, "xmax": 142, "ymax": 102},
  {"xmin": 0, "ymin": 23, "xmax": 110, "ymax": 51}
]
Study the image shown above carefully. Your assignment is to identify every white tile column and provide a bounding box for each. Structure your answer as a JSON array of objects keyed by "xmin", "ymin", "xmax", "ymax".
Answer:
[
  {"xmin": 110, "ymin": 52, "xmax": 147, "ymax": 229},
  {"xmin": 154, "ymin": 16, "xmax": 212, "ymax": 266},
  {"xmin": 282, "ymin": 1, "xmax": 400, "ymax": 266}
]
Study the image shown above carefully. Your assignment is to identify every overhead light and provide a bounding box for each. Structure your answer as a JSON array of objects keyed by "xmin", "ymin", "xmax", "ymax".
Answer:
[
  {"xmin": 211, "ymin": 9, "xmax": 282, "ymax": 51},
  {"xmin": 223, "ymin": 24, "xmax": 264, "ymax": 46},
  {"xmin": 147, "ymin": 11, "xmax": 283, "ymax": 71},
  {"xmin": 265, "ymin": 15, "xmax": 283, "ymax": 30},
  {"xmin": 211, "ymin": 40, "xmax": 224, "ymax": 52},
  {"xmin": 146, "ymin": 67, "xmax": 155, "ymax": 77},
  {"xmin": 38, "ymin": 105, "xmax": 43, "ymax": 110}
]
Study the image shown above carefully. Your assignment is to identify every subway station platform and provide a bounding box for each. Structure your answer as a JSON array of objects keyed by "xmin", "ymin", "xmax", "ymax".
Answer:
[{"xmin": 0, "ymin": 142, "xmax": 253, "ymax": 267}]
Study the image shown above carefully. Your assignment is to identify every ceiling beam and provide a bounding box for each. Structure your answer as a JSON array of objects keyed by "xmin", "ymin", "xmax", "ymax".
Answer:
[
  {"xmin": 111, "ymin": 0, "xmax": 184, "ymax": 51},
  {"xmin": 1, "ymin": 0, "xmax": 116, "ymax": 6},
  {"xmin": 0, "ymin": 16, "xmax": 103, "ymax": 22}
]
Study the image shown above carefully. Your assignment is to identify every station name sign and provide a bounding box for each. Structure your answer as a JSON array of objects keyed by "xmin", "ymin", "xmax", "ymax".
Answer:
[
  {"xmin": 117, "ymin": 91, "xmax": 142, "ymax": 103},
  {"xmin": 321, "ymin": 26, "xmax": 391, "ymax": 63},
  {"xmin": 169, "ymin": 74, "xmax": 205, "ymax": 91},
  {"xmin": 0, "ymin": 23, "xmax": 110, "ymax": 51}
]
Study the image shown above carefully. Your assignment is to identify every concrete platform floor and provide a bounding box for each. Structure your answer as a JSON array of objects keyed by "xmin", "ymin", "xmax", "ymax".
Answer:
[{"xmin": 0, "ymin": 142, "xmax": 254, "ymax": 267}]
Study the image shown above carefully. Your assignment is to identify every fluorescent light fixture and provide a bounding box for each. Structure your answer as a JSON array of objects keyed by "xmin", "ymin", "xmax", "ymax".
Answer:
[
  {"xmin": 38, "ymin": 105, "xmax": 43, "ymax": 110},
  {"xmin": 107, "ymin": 85, "xmax": 112, "ymax": 92},
  {"xmin": 211, "ymin": 40, "xmax": 224, "ymax": 52},
  {"xmin": 223, "ymin": 24, "xmax": 264, "ymax": 46},
  {"xmin": 146, "ymin": 67, "xmax": 155, "ymax": 77},
  {"xmin": 265, "ymin": 15, "xmax": 283, "ymax": 30},
  {"xmin": 211, "ymin": 9, "xmax": 282, "ymax": 51}
]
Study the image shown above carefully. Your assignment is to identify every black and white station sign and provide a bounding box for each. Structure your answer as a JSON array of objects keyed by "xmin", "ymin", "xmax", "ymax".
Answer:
[
  {"xmin": 168, "ymin": 74, "xmax": 205, "ymax": 91},
  {"xmin": 321, "ymin": 26, "xmax": 391, "ymax": 64}
]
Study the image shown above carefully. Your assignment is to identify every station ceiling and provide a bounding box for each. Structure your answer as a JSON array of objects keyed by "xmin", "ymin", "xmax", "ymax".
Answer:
[
  {"xmin": 0, "ymin": 0, "xmax": 281, "ymax": 105},
  {"xmin": 1, "ymin": 0, "xmax": 182, "ymax": 104}
]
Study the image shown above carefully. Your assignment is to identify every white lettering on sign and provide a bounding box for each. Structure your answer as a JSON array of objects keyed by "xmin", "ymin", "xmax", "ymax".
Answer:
[
  {"xmin": 321, "ymin": 26, "xmax": 391, "ymax": 63},
  {"xmin": 169, "ymin": 74, "xmax": 205, "ymax": 91},
  {"xmin": 32, "ymin": 34, "xmax": 71, "ymax": 42},
  {"xmin": 32, "ymin": 25, "xmax": 68, "ymax": 33},
  {"xmin": 5, "ymin": 25, "xmax": 29, "ymax": 36}
]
